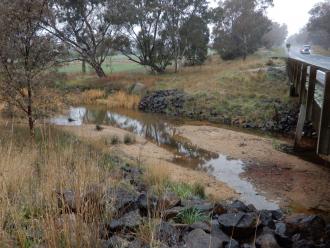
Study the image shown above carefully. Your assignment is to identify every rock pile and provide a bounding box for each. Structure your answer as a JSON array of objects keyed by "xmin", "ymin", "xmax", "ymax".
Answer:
[
  {"xmin": 56, "ymin": 165, "xmax": 329, "ymax": 248},
  {"xmin": 139, "ymin": 89, "xmax": 186, "ymax": 114}
]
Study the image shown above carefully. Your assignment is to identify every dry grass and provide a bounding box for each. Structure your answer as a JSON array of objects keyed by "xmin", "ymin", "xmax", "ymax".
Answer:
[
  {"xmin": 143, "ymin": 164, "xmax": 170, "ymax": 196},
  {"xmin": 80, "ymin": 89, "xmax": 106, "ymax": 105},
  {"xmin": 99, "ymin": 91, "xmax": 141, "ymax": 110},
  {"xmin": 0, "ymin": 124, "xmax": 119, "ymax": 247}
]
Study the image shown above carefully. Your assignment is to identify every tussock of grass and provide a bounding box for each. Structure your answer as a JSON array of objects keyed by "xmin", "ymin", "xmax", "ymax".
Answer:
[
  {"xmin": 80, "ymin": 89, "xmax": 106, "ymax": 104},
  {"xmin": 175, "ymin": 207, "xmax": 209, "ymax": 225},
  {"xmin": 170, "ymin": 182, "xmax": 206, "ymax": 200},
  {"xmin": 102, "ymin": 91, "xmax": 141, "ymax": 110},
  {"xmin": 143, "ymin": 165, "xmax": 171, "ymax": 196},
  {"xmin": 124, "ymin": 133, "xmax": 136, "ymax": 145}
]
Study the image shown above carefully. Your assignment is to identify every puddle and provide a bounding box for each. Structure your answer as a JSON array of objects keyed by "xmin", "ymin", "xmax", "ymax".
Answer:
[{"xmin": 52, "ymin": 106, "xmax": 279, "ymax": 210}]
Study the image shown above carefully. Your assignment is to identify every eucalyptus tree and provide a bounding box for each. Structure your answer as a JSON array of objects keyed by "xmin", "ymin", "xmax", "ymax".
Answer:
[
  {"xmin": 213, "ymin": 0, "xmax": 273, "ymax": 60},
  {"xmin": 262, "ymin": 22, "xmax": 288, "ymax": 49},
  {"xmin": 307, "ymin": 1, "xmax": 330, "ymax": 50},
  {"xmin": 0, "ymin": 0, "xmax": 63, "ymax": 137},
  {"xmin": 162, "ymin": 0, "xmax": 209, "ymax": 72},
  {"xmin": 179, "ymin": 15, "xmax": 210, "ymax": 66},
  {"xmin": 112, "ymin": 0, "xmax": 173, "ymax": 74},
  {"xmin": 44, "ymin": 0, "xmax": 119, "ymax": 77}
]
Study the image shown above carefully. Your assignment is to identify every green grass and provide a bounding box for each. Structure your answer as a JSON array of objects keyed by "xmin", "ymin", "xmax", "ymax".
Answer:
[
  {"xmin": 58, "ymin": 55, "xmax": 145, "ymax": 74},
  {"xmin": 170, "ymin": 182, "xmax": 206, "ymax": 200},
  {"xmin": 175, "ymin": 207, "xmax": 209, "ymax": 225}
]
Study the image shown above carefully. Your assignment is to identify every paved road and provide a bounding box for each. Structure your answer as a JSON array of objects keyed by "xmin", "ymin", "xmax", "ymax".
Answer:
[{"xmin": 289, "ymin": 48, "xmax": 330, "ymax": 84}]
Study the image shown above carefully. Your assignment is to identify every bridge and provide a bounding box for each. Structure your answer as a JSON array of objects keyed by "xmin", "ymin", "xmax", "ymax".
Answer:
[{"xmin": 287, "ymin": 56, "xmax": 330, "ymax": 159}]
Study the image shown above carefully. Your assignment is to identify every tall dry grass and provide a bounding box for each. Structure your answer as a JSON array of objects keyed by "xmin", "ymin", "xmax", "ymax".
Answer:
[
  {"xmin": 0, "ymin": 125, "xmax": 117, "ymax": 247},
  {"xmin": 100, "ymin": 91, "xmax": 141, "ymax": 110},
  {"xmin": 80, "ymin": 89, "xmax": 106, "ymax": 105}
]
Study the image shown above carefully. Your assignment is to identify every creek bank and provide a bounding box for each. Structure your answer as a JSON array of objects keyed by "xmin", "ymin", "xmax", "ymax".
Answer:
[
  {"xmin": 57, "ymin": 164, "xmax": 330, "ymax": 248},
  {"xmin": 139, "ymin": 89, "xmax": 299, "ymax": 135}
]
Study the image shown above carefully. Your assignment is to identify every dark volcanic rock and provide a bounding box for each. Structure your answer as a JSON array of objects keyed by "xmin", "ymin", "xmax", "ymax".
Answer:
[
  {"xmin": 274, "ymin": 222, "xmax": 292, "ymax": 248},
  {"xmin": 105, "ymin": 187, "xmax": 139, "ymax": 214},
  {"xmin": 139, "ymin": 90, "xmax": 186, "ymax": 114},
  {"xmin": 158, "ymin": 192, "xmax": 181, "ymax": 209},
  {"xmin": 285, "ymin": 215, "xmax": 326, "ymax": 241},
  {"xmin": 259, "ymin": 210, "xmax": 276, "ymax": 229},
  {"xmin": 137, "ymin": 192, "xmax": 158, "ymax": 216},
  {"xmin": 181, "ymin": 199, "xmax": 214, "ymax": 213},
  {"xmin": 184, "ymin": 228, "xmax": 223, "ymax": 248},
  {"xmin": 218, "ymin": 212, "xmax": 260, "ymax": 240},
  {"xmin": 101, "ymin": 236, "xmax": 130, "ymax": 248},
  {"xmin": 57, "ymin": 190, "xmax": 77, "ymax": 213},
  {"xmin": 256, "ymin": 233, "xmax": 281, "ymax": 248},
  {"xmin": 108, "ymin": 210, "xmax": 143, "ymax": 232},
  {"xmin": 190, "ymin": 221, "xmax": 211, "ymax": 233},
  {"xmin": 155, "ymin": 222, "xmax": 181, "ymax": 247},
  {"xmin": 226, "ymin": 200, "xmax": 250, "ymax": 213}
]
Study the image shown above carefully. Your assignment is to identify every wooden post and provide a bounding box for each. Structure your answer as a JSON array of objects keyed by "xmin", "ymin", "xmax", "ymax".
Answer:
[
  {"xmin": 306, "ymin": 66, "xmax": 317, "ymax": 122},
  {"xmin": 317, "ymin": 72, "xmax": 330, "ymax": 155},
  {"xmin": 290, "ymin": 61, "xmax": 299, "ymax": 97},
  {"xmin": 299, "ymin": 64, "xmax": 307, "ymax": 104}
]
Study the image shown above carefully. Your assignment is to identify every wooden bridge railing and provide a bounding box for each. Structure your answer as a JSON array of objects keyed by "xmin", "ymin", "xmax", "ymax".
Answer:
[{"xmin": 287, "ymin": 58, "xmax": 330, "ymax": 157}]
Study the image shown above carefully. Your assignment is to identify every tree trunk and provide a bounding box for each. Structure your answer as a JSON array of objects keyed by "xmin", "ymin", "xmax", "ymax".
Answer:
[
  {"xmin": 82, "ymin": 60, "xmax": 86, "ymax": 74},
  {"xmin": 174, "ymin": 58, "xmax": 178, "ymax": 73},
  {"xmin": 93, "ymin": 63, "xmax": 106, "ymax": 78},
  {"xmin": 27, "ymin": 86, "xmax": 34, "ymax": 138}
]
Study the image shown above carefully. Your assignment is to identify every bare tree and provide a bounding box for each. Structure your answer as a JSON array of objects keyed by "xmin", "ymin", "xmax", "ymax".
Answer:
[
  {"xmin": 44, "ymin": 0, "xmax": 118, "ymax": 77},
  {"xmin": 0, "ymin": 0, "xmax": 63, "ymax": 137}
]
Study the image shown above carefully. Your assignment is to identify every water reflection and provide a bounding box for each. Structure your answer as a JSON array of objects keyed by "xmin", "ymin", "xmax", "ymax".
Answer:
[
  {"xmin": 52, "ymin": 106, "xmax": 279, "ymax": 210},
  {"xmin": 201, "ymin": 155, "xmax": 279, "ymax": 210}
]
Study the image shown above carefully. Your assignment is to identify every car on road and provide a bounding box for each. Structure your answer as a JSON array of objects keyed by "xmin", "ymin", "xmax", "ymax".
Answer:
[{"xmin": 300, "ymin": 45, "xmax": 311, "ymax": 54}]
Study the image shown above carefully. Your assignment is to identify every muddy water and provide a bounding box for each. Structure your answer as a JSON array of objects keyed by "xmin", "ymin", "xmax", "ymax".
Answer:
[{"xmin": 51, "ymin": 106, "xmax": 279, "ymax": 210}]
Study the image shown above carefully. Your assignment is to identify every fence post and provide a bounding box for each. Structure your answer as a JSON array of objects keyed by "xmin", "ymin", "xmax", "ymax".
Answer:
[
  {"xmin": 299, "ymin": 64, "xmax": 307, "ymax": 104},
  {"xmin": 317, "ymin": 72, "xmax": 330, "ymax": 155},
  {"xmin": 306, "ymin": 66, "xmax": 317, "ymax": 121}
]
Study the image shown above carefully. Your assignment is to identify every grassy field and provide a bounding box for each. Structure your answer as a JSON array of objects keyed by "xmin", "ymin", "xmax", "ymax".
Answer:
[{"xmin": 58, "ymin": 55, "xmax": 145, "ymax": 74}]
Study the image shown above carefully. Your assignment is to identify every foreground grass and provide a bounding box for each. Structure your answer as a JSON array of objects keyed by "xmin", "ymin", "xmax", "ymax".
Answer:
[
  {"xmin": 0, "ymin": 125, "xmax": 119, "ymax": 247},
  {"xmin": 0, "ymin": 122, "xmax": 206, "ymax": 247}
]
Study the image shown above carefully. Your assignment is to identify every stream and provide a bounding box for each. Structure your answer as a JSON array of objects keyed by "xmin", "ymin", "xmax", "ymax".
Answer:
[{"xmin": 51, "ymin": 106, "xmax": 280, "ymax": 210}]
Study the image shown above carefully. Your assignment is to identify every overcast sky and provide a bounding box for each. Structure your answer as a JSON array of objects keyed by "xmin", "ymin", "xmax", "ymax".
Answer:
[{"xmin": 210, "ymin": 0, "xmax": 321, "ymax": 35}]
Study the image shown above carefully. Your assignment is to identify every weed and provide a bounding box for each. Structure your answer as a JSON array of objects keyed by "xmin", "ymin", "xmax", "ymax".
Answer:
[{"xmin": 175, "ymin": 207, "xmax": 209, "ymax": 225}]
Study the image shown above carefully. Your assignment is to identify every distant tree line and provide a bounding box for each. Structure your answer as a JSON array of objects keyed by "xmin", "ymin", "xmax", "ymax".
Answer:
[
  {"xmin": 0, "ymin": 0, "xmax": 289, "ymax": 136},
  {"xmin": 288, "ymin": 0, "xmax": 330, "ymax": 50}
]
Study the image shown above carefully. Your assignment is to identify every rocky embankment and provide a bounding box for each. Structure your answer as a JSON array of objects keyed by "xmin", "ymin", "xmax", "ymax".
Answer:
[
  {"xmin": 57, "ymin": 164, "xmax": 329, "ymax": 248},
  {"xmin": 139, "ymin": 90, "xmax": 299, "ymax": 134}
]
